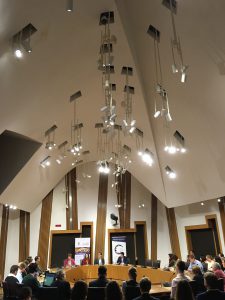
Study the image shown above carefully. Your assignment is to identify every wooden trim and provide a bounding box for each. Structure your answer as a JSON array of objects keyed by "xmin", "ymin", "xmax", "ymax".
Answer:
[
  {"xmin": 0, "ymin": 205, "xmax": 9, "ymax": 281},
  {"xmin": 185, "ymin": 214, "xmax": 222, "ymax": 254},
  {"xmin": 135, "ymin": 221, "xmax": 149, "ymax": 259},
  {"xmin": 95, "ymin": 173, "xmax": 108, "ymax": 259},
  {"xmin": 38, "ymin": 191, "xmax": 53, "ymax": 270},
  {"xmin": 66, "ymin": 168, "xmax": 78, "ymax": 230},
  {"xmin": 50, "ymin": 229, "xmax": 81, "ymax": 235},
  {"xmin": 166, "ymin": 207, "xmax": 181, "ymax": 258},
  {"xmin": 151, "ymin": 195, "xmax": 157, "ymax": 261},
  {"xmin": 219, "ymin": 201, "xmax": 225, "ymax": 245},
  {"xmin": 19, "ymin": 210, "xmax": 30, "ymax": 262},
  {"xmin": 81, "ymin": 222, "xmax": 94, "ymax": 264}
]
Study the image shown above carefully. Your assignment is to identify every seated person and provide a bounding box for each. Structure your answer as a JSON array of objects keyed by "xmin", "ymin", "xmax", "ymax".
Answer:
[
  {"xmin": 171, "ymin": 260, "xmax": 191, "ymax": 299},
  {"xmin": 89, "ymin": 265, "xmax": 109, "ymax": 287},
  {"xmin": 16, "ymin": 262, "xmax": 27, "ymax": 283},
  {"xmin": 134, "ymin": 277, "xmax": 159, "ymax": 300},
  {"xmin": 188, "ymin": 255, "xmax": 203, "ymax": 272},
  {"xmin": 122, "ymin": 266, "xmax": 138, "ymax": 294},
  {"xmin": 34, "ymin": 256, "xmax": 42, "ymax": 275},
  {"xmin": 94, "ymin": 252, "xmax": 105, "ymax": 265},
  {"xmin": 51, "ymin": 270, "xmax": 71, "ymax": 300},
  {"xmin": 168, "ymin": 253, "xmax": 178, "ymax": 268},
  {"xmin": 212, "ymin": 262, "xmax": 225, "ymax": 291},
  {"xmin": 5, "ymin": 265, "xmax": 19, "ymax": 297},
  {"xmin": 222, "ymin": 257, "xmax": 225, "ymax": 270},
  {"xmin": 71, "ymin": 280, "xmax": 87, "ymax": 300},
  {"xmin": 206, "ymin": 255, "xmax": 213, "ymax": 271},
  {"xmin": 117, "ymin": 252, "xmax": 128, "ymax": 265},
  {"xmin": 20, "ymin": 287, "xmax": 32, "ymax": 300},
  {"xmin": 81, "ymin": 253, "xmax": 90, "ymax": 266},
  {"xmin": 214, "ymin": 255, "xmax": 225, "ymax": 271},
  {"xmin": 106, "ymin": 281, "xmax": 123, "ymax": 300},
  {"xmin": 64, "ymin": 253, "xmax": 76, "ymax": 268},
  {"xmin": 22, "ymin": 263, "xmax": 40, "ymax": 298},
  {"xmin": 176, "ymin": 280, "xmax": 194, "ymax": 300},
  {"xmin": 192, "ymin": 266, "xmax": 205, "ymax": 294},
  {"xmin": 197, "ymin": 272, "xmax": 225, "ymax": 300}
]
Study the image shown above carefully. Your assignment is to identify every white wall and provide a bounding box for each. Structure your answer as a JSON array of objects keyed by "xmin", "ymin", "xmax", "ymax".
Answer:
[
  {"xmin": 4, "ymin": 210, "xmax": 20, "ymax": 278},
  {"xmin": 29, "ymin": 202, "xmax": 42, "ymax": 259},
  {"xmin": 175, "ymin": 199, "xmax": 225, "ymax": 260}
]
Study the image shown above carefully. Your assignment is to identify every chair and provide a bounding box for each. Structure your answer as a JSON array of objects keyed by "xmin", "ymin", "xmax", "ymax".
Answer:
[
  {"xmin": 124, "ymin": 286, "xmax": 141, "ymax": 300},
  {"xmin": 217, "ymin": 278, "xmax": 224, "ymax": 291},
  {"xmin": 37, "ymin": 287, "xmax": 58, "ymax": 300},
  {"xmin": 145, "ymin": 259, "xmax": 153, "ymax": 267},
  {"xmin": 189, "ymin": 280, "xmax": 206, "ymax": 297},
  {"xmin": 87, "ymin": 287, "xmax": 105, "ymax": 300},
  {"xmin": 152, "ymin": 260, "xmax": 161, "ymax": 269}
]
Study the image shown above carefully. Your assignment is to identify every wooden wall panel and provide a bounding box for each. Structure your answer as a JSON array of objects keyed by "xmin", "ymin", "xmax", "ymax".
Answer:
[
  {"xmin": 94, "ymin": 173, "xmax": 108, "ymax": 258},
  {"xmin": 0, "ymin": 205, "xmax": 9, "ymax": 281},
  {"xmin": 19, "ymin": 210, "xmax": 30, "ymax": 262},
  {"xmin": 219, "ymin": 200, "xmax": 225, "ymax": 244},
  {"xmin": 166, "ymin": 207, "xmax": 181, "ymax": 258},
  {"xmin": 151, "ymin": 194, "xmax": 158, "ymax": 261},
  {"xmin": 38, "ymin": 191, "xmax": 53, "ymax": 270},
  {"xmin": 116, "ymin": 171, "xmax": 131, "ymax": 229},
  {"xmin": 66, "ymin": 168, "xmax": 78, "ymax": 230}
]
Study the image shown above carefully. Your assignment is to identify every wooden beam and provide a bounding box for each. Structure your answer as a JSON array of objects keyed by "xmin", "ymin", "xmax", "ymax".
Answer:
[
  {"xmin": 166, "ymin": 207, "xmax": 181, "ymax": 258},
  {"xmin": 219, "ymin": 200, "xmax": 225, "ymax": 245},
  {"xmin": 66, "ymin": 167, "xmax": 78, "ymax": 230},
  {"xmin": 95, "ymin": 173, "xmax": 108, "ymax": 259},
  {"xmin": 38, "ymin": 191, "xmax": 53, "ymax": 269},
  {"xmin": 19, "ymin": 210, "xmax": 30, "ymax": 262},
  {"xmin": 0, "ymin": 205, "xmax": 9, "ymax": 281},
  {"xmin": 151, "ymin": 194, "xmax": 158, "ymax": 261}
]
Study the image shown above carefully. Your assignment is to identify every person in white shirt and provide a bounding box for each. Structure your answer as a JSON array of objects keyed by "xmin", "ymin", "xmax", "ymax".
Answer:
[
  {"xmin": 171, "ymin": 260, "xmax": 191, "ymax": 299},
  {"xmin": 16, "ymin": 262, "xmax": 27, "ymax": 283},
  {"xmin": 206, "ymin": 255, "xmax": 213, "ymax": 271}
]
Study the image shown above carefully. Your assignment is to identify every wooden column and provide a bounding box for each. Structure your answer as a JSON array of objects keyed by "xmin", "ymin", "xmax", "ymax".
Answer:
[
  {"xmin": 219, "ymin": 199, "xmax": 225, "ymax": 244},
  {"xmin": 38, "ymin": 191, "xmax": 53, "ymax": 270},
  {"xmin": 116, "ymin": 171, "xmax": 131, "ymax": 229},
  {"xmin": 95, "ymin": 173, "xmax": 108, "ymax": 258},
  {"xmin": 66, "ymin": 168, "xmax": 78, "ymax": 230},
  {"xmin": 151, "ymin": 194, "xmax": 158, "ymax": 261},
  {"xmin": 0, "ymin": 205, "xmax": 9, "ymax": 281},
  {"xmin": 19, "ymin": 210, "xmax": 30, "ymax": 262},
  {"xmin": 166, "ymin": 207, "xmax": 181, "ymax": 258}
]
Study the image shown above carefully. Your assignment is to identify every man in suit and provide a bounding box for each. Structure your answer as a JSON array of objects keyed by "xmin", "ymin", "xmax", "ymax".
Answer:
[
  {"xmin": 89, "ymin": 266, "xmax": 109, "ymax": 287},
  {"xmin": 117, "ymin": 252, "xmax": 128, "ymax": 265},
  {"xmin": 133, "ymin": 277, "xmax": 159, "ymax": 300},
  {"xmin": 94, "ymin": 252, "xmax": 105, "ymax": 265},
  {"xmin": 5, "ymin": 265, "xmax": 20, "ymax": 297},
  {"xmin": 22, "ymin": 263, "xmax": 40, "ymax": 298},
  {"xmin": 197, "ymin": 272, "xmax": 225, "ymax": 300}
]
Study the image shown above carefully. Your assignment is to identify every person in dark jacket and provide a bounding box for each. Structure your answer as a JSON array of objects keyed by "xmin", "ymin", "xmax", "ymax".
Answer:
[
  {"xmin": 133, "ymin": 277, "xmax": 159, "ymax": 300},
  {"xmin": 197, "ymin": 272, "xmax": 225, "ymax": 300},
  {"xmin": 176, "ymin": 280, "xmax": 195, "ymax": 300},
  {"xmin": 106, "ymin": 281, "xmax": 123, "ymax": 300},
  {"xmin": 94, "ymin": 252, "xmax": 105, "ymax": 265},
  {"xmin": 71, "ymin": 280, "xmax": 87, "ymax": 300},
  {"xmin": 4, "ymin": 265, "xmax": 19, "ymax": 298},
  {"xmin": 192, "ymin": 266, "xmax": 205, "ymax": 294},
  {"xmin": 22, "ymin": 263, "xmax": 40, "ymax": 297},
  {"xmin": 122, "ymin": 266, "xmax": 138, "ymax": 293},
  {"xmin": 89, "ymin": 265, "xmax": 109, "ymax": 287},
  {"xmin": 117, "ymin": 252, "xmax": 129, "ymax": 265},
  {"xmin": 51, "ymin": 270, "xmax": 71, "ymax": 300}
]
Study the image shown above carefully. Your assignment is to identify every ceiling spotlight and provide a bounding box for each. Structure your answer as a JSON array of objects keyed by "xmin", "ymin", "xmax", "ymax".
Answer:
[
  {"xmin": 14, "ymin": 48, "xmax": 23, "ymax": 58},
  {"xmin": 201, "ymin": 202, "xmax": 204, "ymax": 206},
  {"xmin": 181, "ymin": 66, "xmax": 188, "ymax": 83},
  {"xmin": 45, "ymin": 141, "xmax": 56, "ymax": 150},
  {"xmin": 154, "ymin": 110, "xmax": 161, "ymax": 118},
  {"xmin": 180, "ymin": 147, "xmax": 187, "ymax": 153},
  {"xmin": 218, "ymin": 198, "xmax": 221, "ymax": 203},
  {"xmin": 5, "ymin": 204, "xmax": 8, "ymax": 207},
  {"xmin": 172, "ymin": 64, "xmax": 178, "ymax": 74},
  {"xmin": 10, "ymin": 205, "xmax": 13, "ymax": 209},
  {"xmin": 40, "ymin": 156, "xmax": 51, "ymax": 168},
  {"xmin": 66, "ymin": 0, "xmax": 73, "ymax": 12},
  {"xmin": 142, "ymin": 148, "xmax": 154, "ymax": 166},
  {"xmin": 56, "ymin": 159, "xmax": 61, "ymax": 165},
  {"xmin": 45, "ymin": 125, "xmax": 57, "ymax": 150},
  {"xmin": 165, "ymin": 166, "xmax": 176, "ymax": 179},
  {"xmin": 98, "ymin": 161, "xmax": 110, "ymax": 174}
]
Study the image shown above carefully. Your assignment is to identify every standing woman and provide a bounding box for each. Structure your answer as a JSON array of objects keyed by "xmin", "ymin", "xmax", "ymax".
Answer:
[{"xmin": 176, "ymin": 280, "xmax": 194, "ymax": 300}]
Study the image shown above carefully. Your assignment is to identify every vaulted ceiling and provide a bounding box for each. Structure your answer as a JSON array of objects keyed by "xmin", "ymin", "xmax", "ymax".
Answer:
[{"xmin": 0, "ymin": 0, "xmax": 225, "ymax": 211}]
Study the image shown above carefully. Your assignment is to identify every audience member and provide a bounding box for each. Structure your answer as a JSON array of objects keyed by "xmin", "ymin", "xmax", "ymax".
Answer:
[
  {"xmin": 71, "ymin": 280, "xmax": 88, "ymax": 300},
  {"xmin": 212, "ymin": 262, "xmax": 225, "ymax": 290},
  {"xmin": 20, "ymin": 287, "xmax": 32, "ymax": 300},
  {"xmin": 64, "ymin": 253, "xmax": 76, "ymax": 268},
  {"xmin": 219, "ymin": 253, "xmax": 225, "ymax": 258},
  {"xmin": 200, "ymin": 257, "xmax": 208, "ymax": 273},
  {"xmin": 94, "ymin": 252, "xmax": 105, "ymax": 265},
  {"xmin": 22, "ymin": 263, "xmax": 40, "ymax": 297},
  {"xmin": 176, "ymin": 280, "xmax": 194, "ymax": 300},
  {"xmin": 122, "ymin": 266, "xmax": 138, "ymax": 293},
  {"xmin": 168, "ymin": 254, "xmax": 178, "ymax": 268},
  {"xmin": 4, "ymin": 265, "xmax": 19, "ymax": 297},
  {"xmin": 106, "ymin": 281, "xmax": 123, "ymax": 300},
  {"xmin": 192, "ymin": 266, "xmax": 204, "ymax": 285},
  {"xmin": 34, "ymin": 256, "xmax": 42, "ymax": 274},
  {"xmin": 205, "ymin": 255, "xmax": 213, "ymax": 271},
  {"xmin": 222, "ymin": 257, "xmax": 225, "ymax": 270},
  {"xmin": 51, "ymin": 270, "xmax": 71, "ymax": 300},
  {"xmin": 188, "ymin": 255, "xmax": 203, "ymax": 272},
  {"xmin": 197, "ymin": 272, "xmax": 225, "ymax": 300},
  {"xmin": 133, "ymin": 277, "xmax": 159, "ymax": 300},
  {"xmin": 215, "ymin": 255, "xmax": 225, "ymax": 271},
  {"xmin": 89, "ymin": 265, "xmax": 109, "ymax": 287},
  {"xmin": 16, "ymin": 262, "xmax": 27, "ymax": 283},
  {"xmin": 117, "ymin": 252, "xmax": 128, "ymax": 265},
  {"xmin": 81, "ymin": 253, "xmax": 90, "ymax": 265},
  {"xmin": 171, "ymin": 260, "xmax": 191, "ymax": 299}
]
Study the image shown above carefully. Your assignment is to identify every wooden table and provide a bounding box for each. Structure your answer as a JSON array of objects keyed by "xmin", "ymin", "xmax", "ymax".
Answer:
[{"xmin": 65, "ymin": 265, "xmax": 175, "ymax": 285}]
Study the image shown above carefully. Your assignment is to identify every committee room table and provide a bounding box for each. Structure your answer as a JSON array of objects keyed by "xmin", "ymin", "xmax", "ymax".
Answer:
[{"xmin": 65, "ymin": 265, "xmax": 175, "ymax": 285}]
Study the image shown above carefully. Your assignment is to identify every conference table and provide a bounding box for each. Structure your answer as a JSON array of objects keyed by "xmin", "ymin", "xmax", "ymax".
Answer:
[{"xmin": 65, "ymin": 265, "xmax": 174, "ymax": 295}]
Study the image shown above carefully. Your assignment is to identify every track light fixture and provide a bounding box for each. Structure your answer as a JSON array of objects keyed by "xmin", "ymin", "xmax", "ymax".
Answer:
[
  {"xmin": 98, "ymin": 160, "xmax": 110, "ymax": 174},
  {"xmin": 139, "ymin": 148, "xmax": 154, "ymax": 166},
  {"xmin": 165, "ymin": 166, "xmax": 176, "ymax": 179},
  {"xmin": 5, "ymin": 204, "xmax": 17, "ymax": 210},
  {"xmin": 45, "ymin": 125, "xmax": 57, "ymax": 150},
  {"xmin": 12, "ymin": 23, "xmax": 37, "ymax": 58},
  {"xmin": 66, "ymin": 0, "xmax": 73, "ymax": 12},
  {"xmin": 56, "ymin": 141, "xmax": 68, "ymax": 165},
  {"xmin": 40, "ymin": 156, "xmax": 51, "ymax": 168}
]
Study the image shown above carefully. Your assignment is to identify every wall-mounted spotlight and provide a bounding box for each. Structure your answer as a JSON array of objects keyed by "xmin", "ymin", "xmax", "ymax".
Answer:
[
  {"xmin": 66, "ymin": 0, "xmax": 73, "ymax": 12},
  {"xmin": 45, "ymin": 125, "xmax": 57, "ymax": 150},
  {"xmin": 40, "ymin": 156, "xmax": 51, "ymax": 168},
  {"xmin": 165, "ymin": 166, "xmax": 176, "ymax": 179},
  {"xmin": 12, "ymin": 23, "xmax": 37, "ymax": 59},
  {"xmin": 139, "ymin": 148, "xmax": 154, "ymax": 166}
]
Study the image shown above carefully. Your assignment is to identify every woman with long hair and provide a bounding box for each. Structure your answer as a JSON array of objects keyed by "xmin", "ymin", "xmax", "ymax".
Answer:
[
  {"xmin": 176, "ymin": 280, "xmax": 194, "ymax": 300},
  {"xmin": 106, "ymin": 281, "xmax": 123, "ymax": 300}
]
